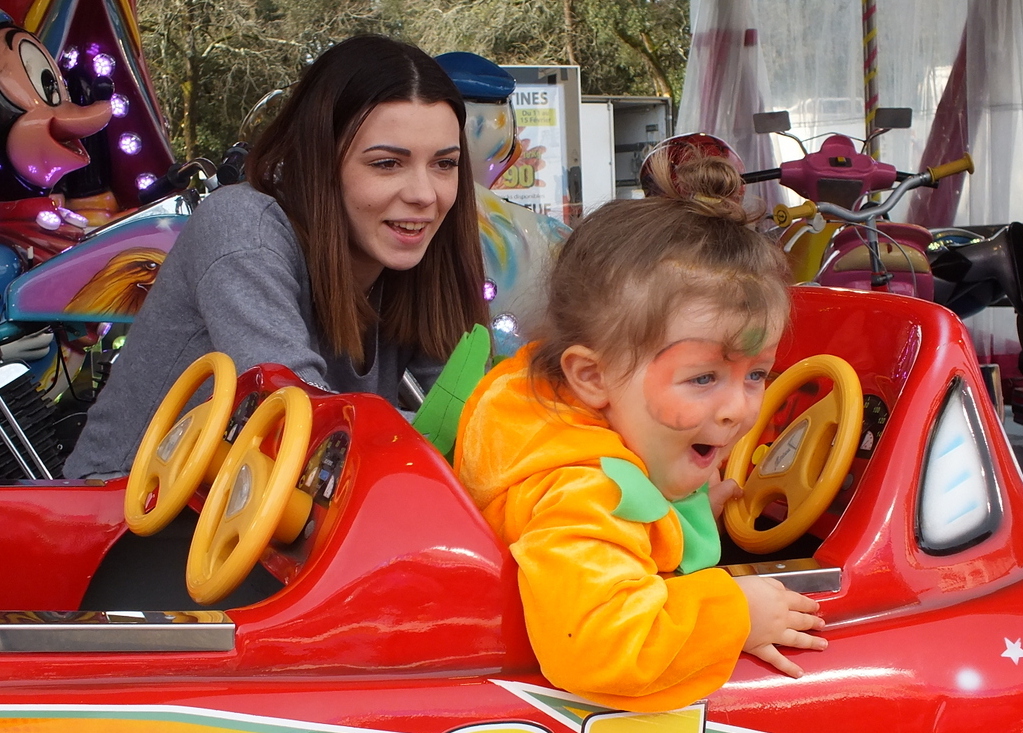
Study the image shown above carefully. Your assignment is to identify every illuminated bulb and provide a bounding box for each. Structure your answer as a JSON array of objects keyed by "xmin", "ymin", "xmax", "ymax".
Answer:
[
  {"xmin": 118, "ymin": 133, "xmax": 142, "ymax": 155},
  {"xmin": 483, "ymin": 279, "xmax": 497, "ymax": 301},
  {"xmin": 62, "ymin": 47, "xmax": 79, "ymax": 69},
  {"xmin": 35, "ymin": 210, "xmax": 62, "ymax": 231},
  {"xmin": 135, "ymin": 172, "xmax": 157, "ymax": 190},
  {"xmin": 57, "ymin": 207, "xmax": 88, "ymax": 228},
  {"xmin": 492, "ymin": 313, "xmax": 517, "ymax": 334},
  {"xmin": 92, "ymin": 53, "xmax": 115, "ymax": 78},
  {"xmin": 110, "ymin": 94, "xmax": 129, "ymax": 118}
]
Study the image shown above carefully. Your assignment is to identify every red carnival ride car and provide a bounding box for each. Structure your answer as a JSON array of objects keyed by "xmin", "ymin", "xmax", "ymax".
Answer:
[{"xmin": 0, "ymin": 285, "xmax": 1022, "ymax": 733}]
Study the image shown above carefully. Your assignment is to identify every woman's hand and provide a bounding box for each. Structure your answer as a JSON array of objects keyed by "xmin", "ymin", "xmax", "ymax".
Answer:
[{"xmin": 735, "ymin": 575, "xmax": 827, "ymax": 678}]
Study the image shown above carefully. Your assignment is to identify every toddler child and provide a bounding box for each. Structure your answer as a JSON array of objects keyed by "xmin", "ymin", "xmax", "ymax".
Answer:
[{"xmin": 454, "ymin": 144, "xmax": 826, "ymax": 712}]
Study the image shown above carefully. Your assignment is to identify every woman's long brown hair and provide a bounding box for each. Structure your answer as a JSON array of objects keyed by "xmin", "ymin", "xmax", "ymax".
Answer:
[{"xmin": 246, "ymin": 35, "xmax": 488, "ymax": 364}]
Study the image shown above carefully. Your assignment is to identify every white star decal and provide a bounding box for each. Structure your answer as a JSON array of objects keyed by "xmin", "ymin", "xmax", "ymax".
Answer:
[{"xmin": 1002, "ymin": 638, "xmax": 1023, "ymax": 665}]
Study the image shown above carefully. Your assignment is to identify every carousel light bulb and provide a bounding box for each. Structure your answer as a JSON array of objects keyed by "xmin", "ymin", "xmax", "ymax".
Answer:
[
  {"xmin": 92, "ymin": 53, "xmax": 115, "ymax": 78},
  {"xmin": 110, "ymin": 94, "xmax": 129, "ymax": 118},
  {"xmin": 492, "ymin": 313, "xmax": 518, "ymax": 334},
  {"xmin": 483, "ymin": 279, "xmax": 497, "ymax": 302},
  {"xmin": 135, "ymin": 172, "xmax": 157, "ymax": 190},
  {"xmin": 35, "ymin": 210, "xmax": 62, "ymax": 231},
  {"xmin": 118, "ymin": 133, "xmax": 142, "ymax": 155},
  {"xmin": 57, "ymin": 207, "xmax": 88, "ymax": 228},
  {"xmin": 61, "ymin": 47, "xmax": 79, "ymax": 70}
]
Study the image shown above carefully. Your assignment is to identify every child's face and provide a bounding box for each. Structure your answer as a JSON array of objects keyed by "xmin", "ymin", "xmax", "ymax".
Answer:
[{"xmin": 601, "ymin": 302, "xmax": 781, "ymax": 501}]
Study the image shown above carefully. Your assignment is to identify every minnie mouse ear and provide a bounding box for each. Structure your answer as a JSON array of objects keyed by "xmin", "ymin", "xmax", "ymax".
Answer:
[{"xmin": 640, "ymin": 133, "xmax": 745, "ymax": 197}]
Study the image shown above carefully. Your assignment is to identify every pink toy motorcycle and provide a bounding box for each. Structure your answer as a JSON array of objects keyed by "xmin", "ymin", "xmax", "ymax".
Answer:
[{"xmin": 743, "ymin": 108, "xmax": 973, "ymax": 298}]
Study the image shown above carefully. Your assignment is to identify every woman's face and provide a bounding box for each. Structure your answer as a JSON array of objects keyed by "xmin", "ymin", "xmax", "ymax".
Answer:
[{"xmin": 340, "ymin": 100, "xmax": 462, "ymax": 292}]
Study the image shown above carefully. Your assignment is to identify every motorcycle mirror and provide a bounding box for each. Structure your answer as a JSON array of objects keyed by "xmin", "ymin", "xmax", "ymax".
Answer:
[
  {"xmin": 754, "ymin": 111, "xmax": 791, "ymax": 134},
  {"xmin": 874, "ymin": 107, "xmax": 912, "ymax": 129},
  {"xmin": 238, "ymin": 85, "xmax": 293, "ymax": 141}
]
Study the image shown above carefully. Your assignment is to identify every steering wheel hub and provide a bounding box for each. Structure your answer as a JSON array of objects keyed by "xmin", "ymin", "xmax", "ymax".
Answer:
[
  {"xmin": 124, "ymin": 352, "xmax": 236, "ymax": 536},
  {"xmin": 187, "ymin": 385, "xmax": 314, "ymax": 605},
  {"xmin": 724, "ymin": 354, "xmax": 862, "ymax": 554}
]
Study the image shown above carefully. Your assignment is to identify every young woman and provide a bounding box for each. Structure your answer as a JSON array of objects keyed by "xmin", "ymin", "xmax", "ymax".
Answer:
[
  {"xmin": 454, "ymin": 145, "xmax": 825, "ymax": 712},
  {"xmin": 64, "ymin": 35, "xmax": 488, "ymax": 479}
]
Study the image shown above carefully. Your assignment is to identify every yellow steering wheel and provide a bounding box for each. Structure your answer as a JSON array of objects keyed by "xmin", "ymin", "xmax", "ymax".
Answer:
[
  {"xmin": 724, "ymin": 354, "xmax": 862, "ymax": 554},
  {"xmin": 186, "ymin": 386, "xmax": 314, "ymax": 605},
  {"xmin": 125, "ymin": 352, "xmax": 237, "ymax": 536}
]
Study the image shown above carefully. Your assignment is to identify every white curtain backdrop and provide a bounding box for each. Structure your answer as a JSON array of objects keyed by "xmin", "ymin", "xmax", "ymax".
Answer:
[{"xmin": 677, "ymin": 0, "xmax": 1023, "ymax": 226}]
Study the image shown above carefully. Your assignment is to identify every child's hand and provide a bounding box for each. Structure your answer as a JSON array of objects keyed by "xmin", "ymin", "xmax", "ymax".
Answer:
[
  {"xmin": 708, "ymin": 475, "xmax": 742, "ymax": 519},
  {"xmin": 735, "ymin": 575, "xmax": 827, "ymax": 678}
]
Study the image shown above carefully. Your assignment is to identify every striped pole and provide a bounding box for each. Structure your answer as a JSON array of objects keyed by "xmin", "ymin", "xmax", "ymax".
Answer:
[{"xmin": 862, "ymin": 0, "xmax": 880, "ymax": 159}]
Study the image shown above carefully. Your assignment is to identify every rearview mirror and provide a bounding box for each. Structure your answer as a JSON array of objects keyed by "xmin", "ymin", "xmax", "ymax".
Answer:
[
  {"xmin": 874, "ymin": 107, "xmax": 912, "ymax": 129},
  {"xmin": 754, "ymin": 111, "xmax": 791, "ymax": 134}
]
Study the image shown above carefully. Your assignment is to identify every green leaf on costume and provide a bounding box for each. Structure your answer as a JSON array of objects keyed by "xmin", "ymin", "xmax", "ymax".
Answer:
[{"xmin": 412, "ymin": 323, "xmax": 491, "ymax": 460}]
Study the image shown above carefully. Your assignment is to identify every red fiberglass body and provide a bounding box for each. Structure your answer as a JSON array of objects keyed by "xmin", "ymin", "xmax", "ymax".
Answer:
[{"xmin": 0, "ymin": 286, "xmax": 1021, "ymax": 733}]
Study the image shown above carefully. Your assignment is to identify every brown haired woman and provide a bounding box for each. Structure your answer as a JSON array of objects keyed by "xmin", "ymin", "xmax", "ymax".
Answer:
[
  {"xmin": 454, "ymin": 144, "xmax": 825, "ymax": 712},
  {"xmin": 65, "ymin": 35, "xmax": 488, "ymax": 479}
]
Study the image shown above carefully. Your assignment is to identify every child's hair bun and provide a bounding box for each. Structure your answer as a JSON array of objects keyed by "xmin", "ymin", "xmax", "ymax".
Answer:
[{"xmin": 640, "ymin": 135, "xmax": 753, "ymax": 225}]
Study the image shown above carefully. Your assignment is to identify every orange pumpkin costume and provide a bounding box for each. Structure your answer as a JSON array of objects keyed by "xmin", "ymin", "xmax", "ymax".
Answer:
[{"xmin": 454, "ymin": 347, "xmax": 750, "ymax": 712}]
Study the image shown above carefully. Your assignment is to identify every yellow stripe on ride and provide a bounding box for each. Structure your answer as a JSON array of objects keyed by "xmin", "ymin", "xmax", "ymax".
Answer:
[{"xmin": 583, "ymin": 709, "xmax": 705, "ymax": 733}]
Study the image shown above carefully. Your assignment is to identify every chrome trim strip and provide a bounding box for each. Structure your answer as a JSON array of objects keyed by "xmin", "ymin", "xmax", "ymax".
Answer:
[
  {"xmin": 0, "ymin": 611, "xmax": 235, "ymax": 653},
  {"xmin": 724, "ymin": 558, "xmax": 842, "ymax": 594}
]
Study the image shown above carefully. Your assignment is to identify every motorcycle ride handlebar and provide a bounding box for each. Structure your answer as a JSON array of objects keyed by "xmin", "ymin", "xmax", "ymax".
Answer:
[
  {"xmin": 138, "ymin": 158, "xmax": 218, "ymax": 206},
  {"xmin": 740, "ymin": 168, "xmax": 782, "ymax": 185},
  {"xmin": 772, "ymin": 153, "xmax": 973, "ymax": 226},
  {"xmin": 215, "ymin": 142, "xmax": 251, "ymax": 187},
  {"xmin": 927, "ymin": 153, "xmax": 975, "ymax": 183},
  {"xmin": 773, "ymin": 201, "xmax": 819, "ymax": 227}
]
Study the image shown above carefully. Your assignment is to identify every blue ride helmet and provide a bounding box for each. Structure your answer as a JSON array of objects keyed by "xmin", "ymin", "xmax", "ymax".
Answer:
[
  {"xmin": 436, "ymin": 52, "xmax": 520, "ymax": 189},
  {"xmin": 435, "ymin": 52, "xmax": 515, "ymax": 102}
]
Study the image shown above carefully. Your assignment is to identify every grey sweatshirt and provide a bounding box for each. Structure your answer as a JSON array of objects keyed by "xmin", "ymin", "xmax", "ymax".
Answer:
[{"xmin": 63, "ymin": 183, "xmax": 443, "ymax": 478}]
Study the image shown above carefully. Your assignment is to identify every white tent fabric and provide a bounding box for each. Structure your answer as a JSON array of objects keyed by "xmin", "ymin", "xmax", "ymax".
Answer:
[{"xmin": 677, "ymin": 0, "xmax": 1023, "ymax": 226}]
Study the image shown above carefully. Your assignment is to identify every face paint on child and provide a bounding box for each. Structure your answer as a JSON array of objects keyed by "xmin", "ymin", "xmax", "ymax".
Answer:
[
  {"xmin": 642, "ymin": 324, "xmax": 773, "ymax": 432},
  {"xmin": 740, "ymin": 325, "xmax": 769, "ymax": 356},
  {"xmin": 643, "ymin": 340, "xmax": 721, "ymax": 431},
  {"xmin": 601, "ymin": 306, "xmax": 782, "ymax": 500}
]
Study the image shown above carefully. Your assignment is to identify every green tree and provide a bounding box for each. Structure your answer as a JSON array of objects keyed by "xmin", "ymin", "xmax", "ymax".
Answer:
[
  {"xmin": 137, "ymin": 0, "xmax": 690, "ymax": 161},
  {"xmin": 139, "ymin": 0, "xmax": 289, "ymax": 160},
  {"xmin": 572, "ymin": 0, "xmax": 690, "ymax": 101},
  {"xmin": 392, "ymin": 0, "xmax": 690, "ymax": 103}
]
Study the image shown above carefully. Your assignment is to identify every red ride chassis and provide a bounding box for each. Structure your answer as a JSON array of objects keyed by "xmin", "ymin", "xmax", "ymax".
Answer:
[{"xmin": 0, "ymin": 286, "xmax": 1022, "ymax": 733}]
